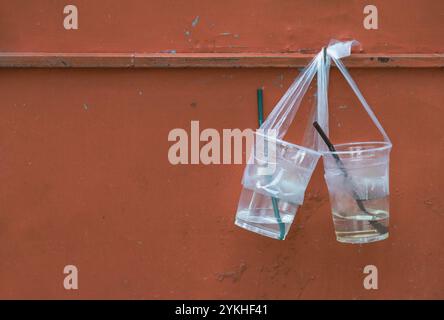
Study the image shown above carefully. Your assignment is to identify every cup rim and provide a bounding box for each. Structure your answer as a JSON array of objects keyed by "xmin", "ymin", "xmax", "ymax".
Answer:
[
  {"xmin": 322, "ymin": 141, "xmax": 392, "ymax": 155},
  {"xmin": 255, "ymin": 131, "xmax": 322, "ymax": 156}
]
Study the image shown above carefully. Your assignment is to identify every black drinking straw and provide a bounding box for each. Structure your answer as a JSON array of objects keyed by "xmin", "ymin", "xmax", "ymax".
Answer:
[
  {"xmin": 257, "ymin": 89, "xmax": 285, "ymax": 240},
  {"xmin": 313, "ymin": 121, "xmax": 387, "ymax": 235}
]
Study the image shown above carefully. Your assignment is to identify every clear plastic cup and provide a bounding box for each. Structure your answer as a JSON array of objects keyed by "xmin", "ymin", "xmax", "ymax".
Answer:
[
  {"xmin": 322, "ymin": 142, "xmax": 391, "ymax": 244},
  {"xmin": 235, "ymin": 132, "xmax": 321, "ymax": 240},
  {"xmin": 235, "ymin": 188, "xmax": 299, "ymax": 240}
]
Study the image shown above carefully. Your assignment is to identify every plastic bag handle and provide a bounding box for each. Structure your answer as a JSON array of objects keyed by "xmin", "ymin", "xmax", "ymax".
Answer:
[
  {"xmin": 259, "ymin": 40, "xmax": 390, "ymax": 150},
  {"xmin": 330, "ymin": 55, "xmax": 392, "ymax": 144},
  {"xmin": 315, "ymin": 47, "xmax": 330, "ymax": 151},
  {"xmin": 260, "ymin": 41, "xmax": 354, "ymax": 151},
  {"xmin": 260, "ymin": 55, "xmax": 320, "ymax": 138},
  {"xmin": 259, "ymin": 50, "xmax": 329, "ymax": 155}
]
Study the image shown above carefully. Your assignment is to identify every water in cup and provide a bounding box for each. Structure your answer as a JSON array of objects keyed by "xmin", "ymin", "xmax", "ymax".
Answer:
[
  {"xmin": 235, "ymin": 188, "xmax": 298, "ymax": 240},
  {"xmin": 332, "ymin": 195, "xmax": 389, "ymax": 243},
  {"xmin": 322, "ymin": 142, "xmax": 392, "ymax": 244},
  {"xmin": 236, "ymin": 208, "xmax": 294, "ymax": 238}
]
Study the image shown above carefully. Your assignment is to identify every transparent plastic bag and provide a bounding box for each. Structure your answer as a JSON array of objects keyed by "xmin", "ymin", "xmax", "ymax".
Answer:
[{"xmin": 235, "ymin": 43, "xmax": 340, "ymax": 240}]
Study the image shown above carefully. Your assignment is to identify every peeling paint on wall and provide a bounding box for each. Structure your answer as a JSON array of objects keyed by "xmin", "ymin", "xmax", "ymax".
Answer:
[{"xmin": 191, "ymin": 16, "xmax": 200, "ymax": 28}]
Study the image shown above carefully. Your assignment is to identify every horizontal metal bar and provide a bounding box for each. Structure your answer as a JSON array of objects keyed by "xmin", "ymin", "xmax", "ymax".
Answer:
[{"xmin": 0, "ymin": 52, "xmax": 442, "ymax": 68}]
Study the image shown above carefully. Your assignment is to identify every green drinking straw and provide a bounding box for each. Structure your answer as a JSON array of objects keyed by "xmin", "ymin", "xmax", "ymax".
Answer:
[{"xmin": 257, "ymin": 88, "xmax": 285, "ymax": 240}]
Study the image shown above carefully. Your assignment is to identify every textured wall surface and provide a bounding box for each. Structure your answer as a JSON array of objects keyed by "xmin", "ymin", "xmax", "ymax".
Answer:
[
  {"xmin": 0, "ymin": 0, "xmax": 443, "ymax": 53},
  {"xmin": 0, "ymin": 67, "xmax": 443, "ymax": 299},
  {"xmin": 0, "ymin": 0, "xmax": 443, "ymax": 299}
]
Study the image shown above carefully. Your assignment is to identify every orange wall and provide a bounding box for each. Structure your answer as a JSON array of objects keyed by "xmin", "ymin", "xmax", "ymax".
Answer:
[
  {"xmin": 0, "ymin": 1, "xmax": 443, "ymax": 299},
  {"xmin": 0, "ymin": 0, "xmax": 442, "ymax": 53},
  {"xmin": 0, "ymin": 67, "xmax": 443, "ymax": 299}
]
